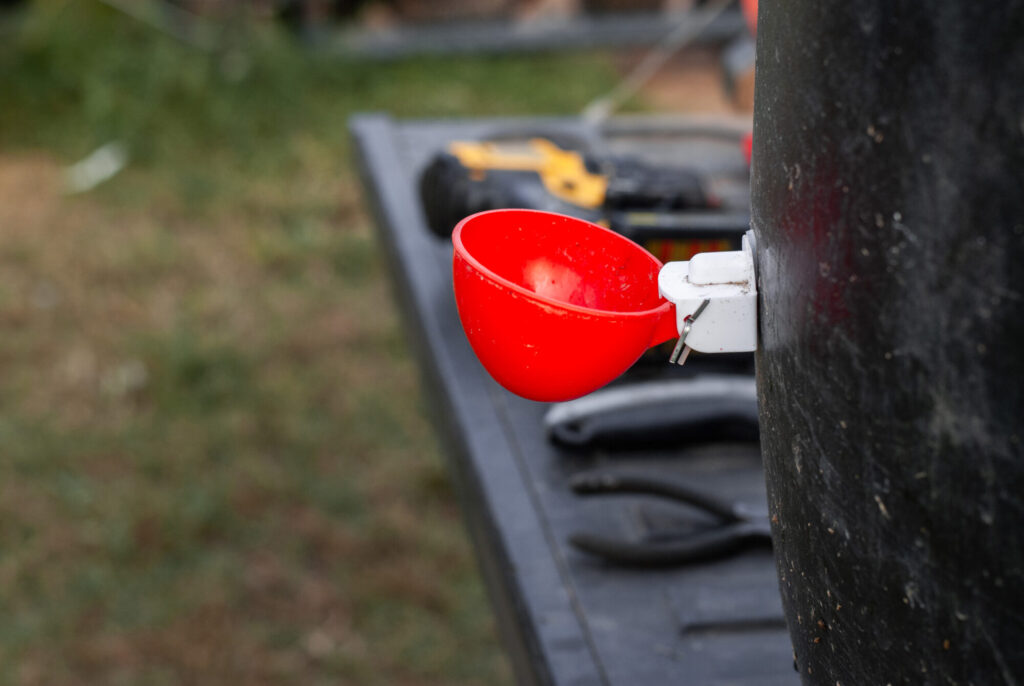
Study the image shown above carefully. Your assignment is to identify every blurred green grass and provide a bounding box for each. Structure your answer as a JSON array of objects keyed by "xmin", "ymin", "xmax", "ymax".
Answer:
[{"xmin": 0, "ymin": 2, "xmax": 623, "ymax": 684}]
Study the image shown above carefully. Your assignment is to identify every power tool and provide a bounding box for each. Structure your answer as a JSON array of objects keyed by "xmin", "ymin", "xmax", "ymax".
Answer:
[{"xmin": 419, "ymin": 136, "xmax": 750, "ymax": 262}]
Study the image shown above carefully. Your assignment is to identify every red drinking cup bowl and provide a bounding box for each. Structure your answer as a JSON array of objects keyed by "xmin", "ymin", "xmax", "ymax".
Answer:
[{"xmin": 452, "ymin": 209, "xmax": 678, "ymax": 402}]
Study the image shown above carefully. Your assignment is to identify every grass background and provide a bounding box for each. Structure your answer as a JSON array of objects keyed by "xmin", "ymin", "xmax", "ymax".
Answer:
[{"xmin": 0, "ymin": 2, "xmax": 624, "ymax": 684}]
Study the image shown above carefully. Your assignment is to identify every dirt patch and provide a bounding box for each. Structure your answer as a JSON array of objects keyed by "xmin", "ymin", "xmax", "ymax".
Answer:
[{"xmin": 625, "ymin": 47, "xmax": 753, "ymax": 116}]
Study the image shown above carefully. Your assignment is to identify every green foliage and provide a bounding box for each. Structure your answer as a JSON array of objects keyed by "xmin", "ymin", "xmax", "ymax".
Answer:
[
  {"xmin": 0, "ymin": 1, "xmax": 619, "ymax": 207},
  {"xmin": 0, "ymin": 2, "xmax": 622, "ymax": 684}
]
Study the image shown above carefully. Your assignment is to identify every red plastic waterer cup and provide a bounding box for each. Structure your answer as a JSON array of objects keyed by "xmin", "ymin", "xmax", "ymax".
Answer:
[{"xmin": 452, "ymin": 209, "xmax": 679, "ymax": 402}]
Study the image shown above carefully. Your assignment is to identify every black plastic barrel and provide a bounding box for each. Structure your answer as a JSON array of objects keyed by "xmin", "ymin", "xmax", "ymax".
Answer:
[{"xmin": 751, "ymin": 2, "xmax": 1024, "ymax": 684}]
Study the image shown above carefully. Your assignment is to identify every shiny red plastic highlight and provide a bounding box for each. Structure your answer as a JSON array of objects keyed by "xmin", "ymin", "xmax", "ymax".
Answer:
[{"xmin": 452, "ymin": 209, "xmax": 677, "ymax": 402}]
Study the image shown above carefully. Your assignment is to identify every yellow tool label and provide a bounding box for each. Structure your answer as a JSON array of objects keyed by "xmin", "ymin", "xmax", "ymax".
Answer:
[{"xmin": 448, "ymin": 139, "xmax": 607, "ymax": 209}]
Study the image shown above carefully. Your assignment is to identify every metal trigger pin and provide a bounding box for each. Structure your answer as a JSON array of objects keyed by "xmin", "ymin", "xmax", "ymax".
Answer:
[{"xmin": 669, "ymin": 299, "xmax": 710, "ymax": 366}]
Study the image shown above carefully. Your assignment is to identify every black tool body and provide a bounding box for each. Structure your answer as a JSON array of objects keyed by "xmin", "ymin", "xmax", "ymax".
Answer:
[{"xmin": 418, "ymin": 136, "xmax": 748, "ymax": 246}]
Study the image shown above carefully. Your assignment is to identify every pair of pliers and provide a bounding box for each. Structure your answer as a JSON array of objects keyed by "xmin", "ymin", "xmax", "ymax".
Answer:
[{"xmin": 568, "ymin": 469, "xmax": 772, "ymax": 566}]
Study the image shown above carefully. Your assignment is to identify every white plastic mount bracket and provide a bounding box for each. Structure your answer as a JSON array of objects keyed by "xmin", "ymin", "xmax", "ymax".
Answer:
[{"xmin": 657, "ymin": 232, "xmax": 757, "ymax": 360}]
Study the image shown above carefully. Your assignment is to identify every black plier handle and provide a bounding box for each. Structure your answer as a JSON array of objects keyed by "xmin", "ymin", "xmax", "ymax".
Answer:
[{"xmin": 568, "ymin": 469, "xmax": 772, "ymax": 567}]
